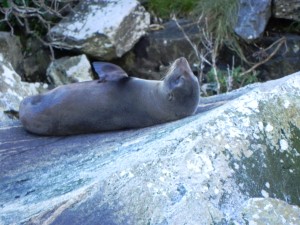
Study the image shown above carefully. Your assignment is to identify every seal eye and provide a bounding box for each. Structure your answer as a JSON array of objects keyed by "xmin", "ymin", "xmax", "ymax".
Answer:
[
  {"xmin": 168, "ymin": 93, "xmax": 174, "ymax": 101},
  {"xmin": 174, "ymin": 76, "xmax": 184, "ymax": 86}
]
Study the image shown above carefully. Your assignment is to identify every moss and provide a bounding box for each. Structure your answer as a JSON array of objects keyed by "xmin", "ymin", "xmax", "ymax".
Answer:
[
  {"xmin": 230, "ymin": 95, "xmax": 300, "ymax": 206},
  {"xmin": 147, "ymin": 0, "xmax": 198, "ymax": 18}
]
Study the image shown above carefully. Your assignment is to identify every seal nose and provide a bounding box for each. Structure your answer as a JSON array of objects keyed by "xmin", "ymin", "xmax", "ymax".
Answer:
[
  {"xmin": 175, "ymin": 57, "xmax": 188, "ymax": 68},
  {"xmin": 177, "ymin": 57, "xmax": 187, "ymax": 64},
  {"xmin": 175, "ymin": 57, "xmax": 193, "ymax": 76}
]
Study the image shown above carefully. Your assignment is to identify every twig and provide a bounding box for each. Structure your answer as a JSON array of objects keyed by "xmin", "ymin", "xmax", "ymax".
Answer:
[
  {"xmin": 172, "ymin": 15, "xmax": 201, "ymax": 62},
  {"xmin": 226, "ymin": 56, "xmax": 235, "ymax": 92},
  {"xmin": 0, "ymin": 0, "xmax": 79, "ymax": 60},
  {"xmin": 240, "ymin": 37, "xmax": 287, "ymax": 76},
  {"xmin": 173, "ymin": 14, "xmax": 222, "ymax": 94}
]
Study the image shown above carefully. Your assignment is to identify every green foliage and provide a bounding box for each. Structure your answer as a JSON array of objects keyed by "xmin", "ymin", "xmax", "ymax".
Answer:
[
  {"xmin": 0, "ymin": 0, "xmax": 9, "ymax": 8},
  {"xmin": 206, "ymin": 67, "xmax": 258, "ymax": 94},
  {"xmin": 0, "ymin": 0, "xmax": 30, "ymax": 7},
  {"xmin": 147, "ymin": 0, "xmax": 198, "ymax": 18},
  {"xmin": 147, "ymin": 0, "xmax": 256, "ymax": 92},
  {"xmin": 195, "ymin": 0, "xmax": 241, "ymax": 54},
  {"xmin": 147, "ymin": 0, "xmax": 240, "ymax": 51},
  {"xmin": 0, "ymin": 0, "xmax": 76, "ymax": 37},
  {"xmin": 0, "ymin": 0, "xmax": 38, "ymax": 33}
]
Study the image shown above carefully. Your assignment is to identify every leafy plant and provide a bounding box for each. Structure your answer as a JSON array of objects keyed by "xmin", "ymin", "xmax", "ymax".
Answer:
[
  {"xmin": 206, "ymin": 66, "xmax": 258, "ymax": 94},
  {"xmin": 0, "ymin": 0, "xmax": 30, "ymax": 7},
  {"xmin": 0, "ymin": 0, "xmax": 79, "ymax": 58},
  {"xmin": 194, "ymin": 0, "xmax": 247, "ymax": 61},
  {"xmin": 147, "ymin": 0, "xmax": 198, "ymax": 18}
]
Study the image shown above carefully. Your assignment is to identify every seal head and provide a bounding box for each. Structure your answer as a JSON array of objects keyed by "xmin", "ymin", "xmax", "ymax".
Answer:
[{"xmin": 161, "ymin": 57, "xmax": 200, "ymax": 119}]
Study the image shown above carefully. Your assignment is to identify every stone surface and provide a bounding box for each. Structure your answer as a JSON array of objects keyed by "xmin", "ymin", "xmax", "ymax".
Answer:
[
  {"xmin": 120, "ymin": 19, "xmax": 202, "ymax": 80},
  {"xmin": 48, "ymin": 0, "xmax": 150, "ymax": 60},
  {"xmin": 23, "ymin": 37, "xmax": 52, "ymax": 82},
  {"xmin": 258, "ymin": 34, "xmax": 300, "ymax": 80},
  {"xmin": 0, "ymin": 32, "xmax": 23, "ymax": 75},
  {"xmin": 1, "ymin": 72, "xmax": 300, "ymax": 224},
  {"xmin": 273, "ymin": 0, "xmax": 300, "ymax": 21},
  {"xmin": 0, "ymin": 55, "xmax": 48, "ymax": 121},
  {"xmin": 234, "ymin": 0, "xmax": 272, "ymax": 41},
  {"xmin": 46, "ymin": 55, "xmax": 93, "ymax": 85},
  {"xmin": 242, "ymin": 198, "xmax": 300, "ymax": 224}
]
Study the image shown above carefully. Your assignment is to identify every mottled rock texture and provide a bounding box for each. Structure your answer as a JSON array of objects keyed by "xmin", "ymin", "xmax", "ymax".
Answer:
[
  {"xmin": 47, "ymin": 55, "xmax": 93, "ymax": 85},
  {"xmin": 0, "ymin": 32, "xmax": 23, "ymax": 75},
  {"xmin": 48, "ymin": 0, "xmax": 150, "ymax": 60},
  {"xmin": 1, "ymin": 72, "xmax": 300, "ymax": 224},
  {"xmin": 273, "ymin": 0, "xmax": 300, "ymax": 21},
  {"xmin": 0, "ymin": 56, "xmax": 47, "ymax": 121},
  {"xmin": 235, "ymin": 0, "xmax": 272, "ymax": 41},
  {"xmin": 122, "ymin": 20, "xmax": 202, "ymax": 80}
]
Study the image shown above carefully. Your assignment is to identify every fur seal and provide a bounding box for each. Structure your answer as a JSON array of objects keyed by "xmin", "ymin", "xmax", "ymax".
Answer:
[{"xmin": 19, "ymin": 57, "xmax": 200, "ymax": 135}]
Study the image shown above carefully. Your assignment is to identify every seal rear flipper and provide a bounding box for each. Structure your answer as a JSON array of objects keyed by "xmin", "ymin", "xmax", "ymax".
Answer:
[{"xmin": 92, "ymin": 62, "xmax": 128, "ymax": 82}]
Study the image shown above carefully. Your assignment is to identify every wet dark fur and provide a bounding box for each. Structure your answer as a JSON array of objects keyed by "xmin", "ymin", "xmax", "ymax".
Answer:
[{"xmin": 19, "ymin": 57, "xmax": 200, "ymax": 135}]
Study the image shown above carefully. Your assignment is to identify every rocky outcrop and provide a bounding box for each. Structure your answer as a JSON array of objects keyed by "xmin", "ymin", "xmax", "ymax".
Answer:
[
  {"xmin": 273, "ymin": 0, "xmax": 300, "ymax": 21},
  {"xmin": 47, "ymin": 55, "xmax": 93, "ymax": 85},
  {"xmin": 258, "ymin": 34, "xmax": 300, "ymax": 80},
  {"xmin": 23, "ymin": 37, "xmax": 52, "ymax": 82},
  {"xmin": 121, "ymin": 20, "xmax": 201, "ymax": 80},
  {"xmin": 242, "ymin": 198, "xmax": 300, "ymax": 224},
  {"xmin": 1, "ymin": 72, "xmax": 300, "ymax": 224},
  {"xmin": 0, "ymin": 32, "xmax": 23, "ymax": 75},
  {"xmin": 0, "ymin": 56, "xmax": 48, "ymax": 121},
  {"xmin": 227, "ymin": 0, "xmax": 300, "ymax": 80},
  {"xmin": 234, "ymin": 0, "xmax": 300, "ymax": 42},
  {"xmin": 234, "ymin": 0, "xmax": 272, "ymax": 41},
  {"xmin": 48, "ymin": 0, "xmax": 150, "ymax": 60}
]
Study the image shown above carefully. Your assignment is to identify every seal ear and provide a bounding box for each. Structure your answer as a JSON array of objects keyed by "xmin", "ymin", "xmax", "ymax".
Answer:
[{"xmin": 93, "ymin": 62, "xmax": 128, "ymax": 82}]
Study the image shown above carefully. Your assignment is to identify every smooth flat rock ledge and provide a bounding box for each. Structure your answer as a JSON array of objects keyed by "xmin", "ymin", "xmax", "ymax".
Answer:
[{"xmin": 1, "ymin": 72, "xmax": 300, "ymax": 224}]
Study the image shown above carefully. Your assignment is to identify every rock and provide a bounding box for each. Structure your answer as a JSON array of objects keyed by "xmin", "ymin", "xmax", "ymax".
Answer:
[
  {"xmin": 48, "ymin": 0, "xmax": 150, "ymax": 60},
  {"xmin": 23, "ymin": 37, "xmax": 52, "ymax": 82},
  {"xmin": 0, "ymin": 32, "xmax": 23, "ymax": 75},
  {"xmin": 120, "ymin": 19, "xmax": 202, "ymax": 80},
  {"xmin": 273, "ymin": 0, "xmax": 300, "ymax": 21},
  {"xmin": 0, "ymin": 55, "xmax": 48, "ymax": 121},
  {"xmin": 1, "ymin": 72, "xmax": 300, "ymax": 224},
  {"xmin": 46, "ymin": 55, "xmax": 93, "ymax": 85},
  {"xmin": 242, "ymin": 198, "xmax": 300, "ymax": 224},
  {"xmin": 234, "ymin": 0, "xmax": 272, "ymax": 41},
  {"xmin": 258, "ymin": 34, "xmax": 300, "ymax": 80}
]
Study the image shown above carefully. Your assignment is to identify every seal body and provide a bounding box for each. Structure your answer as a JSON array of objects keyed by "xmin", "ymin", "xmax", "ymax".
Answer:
[{"xmin": 19, "ymin": 57, "xmax": 200, "ymax": 135}]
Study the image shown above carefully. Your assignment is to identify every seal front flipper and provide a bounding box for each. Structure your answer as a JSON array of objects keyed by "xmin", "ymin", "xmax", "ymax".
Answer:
[{"xmin": 93, "ymin": 62, "xmax": 128, "ymax": 82}]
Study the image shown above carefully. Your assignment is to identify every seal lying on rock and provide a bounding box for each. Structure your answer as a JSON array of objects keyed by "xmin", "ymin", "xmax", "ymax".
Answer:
[{"xmin": 19, "ymin": 57, "xmax": 200, "ymax": 135}]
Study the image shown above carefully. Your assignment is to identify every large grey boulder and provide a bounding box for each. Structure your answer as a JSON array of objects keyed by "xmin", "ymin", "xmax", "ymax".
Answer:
[
  {"xmin": 121, "ymin": 20, "xmax": 201, "ymax": 80},
  {"xmin": 48, "ymin": 0, "xmax": 150, "ymax": 60},
  {"xmin": 46, "ymin": 55, "xmax": 93, "ymax": 85},
  {"xmin": 0, "ymin": 56, "xmax": 48, "ymax": 122},
  {"xmin": 273, "ymin": 0, "xmax": 300, "ymax": 21},
  {"xmin": 1, "ymin": 72, "xmax": 300, "ymax": 224},
  {"xmin": 242, "ymin": 198, "xmax": 300, "ymax": 224},
  {"xmin": 234, "ymin": 0, "xmax": 272, "ymax": 41},
  {"xmin": 0, "ymin": 32, "xmax": 23, "ymax": 75}
]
